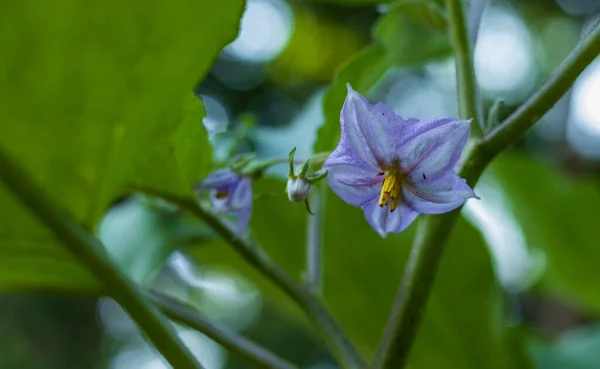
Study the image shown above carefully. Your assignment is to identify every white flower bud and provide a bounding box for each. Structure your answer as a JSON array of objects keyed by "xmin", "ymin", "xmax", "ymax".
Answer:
[{"xmin": 286, "ymin": 177, "xmax": 311, "ymax": 202}]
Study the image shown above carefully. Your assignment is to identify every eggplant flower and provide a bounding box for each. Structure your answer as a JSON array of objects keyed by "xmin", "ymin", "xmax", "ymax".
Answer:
[
  {"xmin": 323, "ymin": 84, "xmax": 477, "ymax": 237},
  {"xmin": 195, "ymin": 169, "xmax": 252, "ymax": 235}
]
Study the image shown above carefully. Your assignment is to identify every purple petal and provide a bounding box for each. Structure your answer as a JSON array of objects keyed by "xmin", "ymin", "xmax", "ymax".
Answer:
[
  {"xmin": 403, "ymin": 173, "xmax": 477, "ymax": 214},
  {"xmin": 397, "ymin": 118, "xmax": 471, "ymax": 181},
  {"xmin": 361, "ymin": 198, "xmax": 419, "ymax": 237},
  {"xmin": 230, "ymin": 178, "xmax": 252, "ymax": 209},
  {"xmin": 234, "ymin": 205, "xmax": 252, "ymax": 235},
  {"xmin": 341, "ymin": 84, "xmax": 412, "ymax": 166},
  {"xmin": 196, "ymin": 169, "xmax": 239, "ymax": 190},
  {"xmin": 325, "ymin": 162, "xmax": 382, "ymax": 207}
]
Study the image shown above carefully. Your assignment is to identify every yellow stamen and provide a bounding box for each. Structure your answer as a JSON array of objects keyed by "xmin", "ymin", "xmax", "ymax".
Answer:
[{"xmin": 378, "ymin": 171, "xmax": 402, "ymax": 212}]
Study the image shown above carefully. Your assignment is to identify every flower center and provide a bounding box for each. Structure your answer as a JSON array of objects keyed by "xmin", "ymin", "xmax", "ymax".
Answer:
[
  {"xmin": 378, "ymin": 170, "xmax": 403, "ymax": 212},
  {"xmin": 215, "ymin": 190, "xmax": 229, "ymax": 199}
]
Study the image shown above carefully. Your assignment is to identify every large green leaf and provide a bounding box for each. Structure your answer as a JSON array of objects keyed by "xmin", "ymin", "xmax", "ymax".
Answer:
[
  {"xmin": 195, "ymin": 178, "xmax": 530, "ymax": 368},
  {"xmin": 0, "ymin": 0, "xmax": 244, "ymax": 291},
  {"xmin": 132, "ymin": 94, "xmax": 212, "ymax": 197},
  {"xmin": 487, "ymin": 154, "xmax": 600, "ymax": 314},
  {"xmin": 373, "ymin": 0, "xmax": 451, "ymax": 66},
  {"xmin": 313, "ymin": 45, "xmax": 392, "ymax": 153}
]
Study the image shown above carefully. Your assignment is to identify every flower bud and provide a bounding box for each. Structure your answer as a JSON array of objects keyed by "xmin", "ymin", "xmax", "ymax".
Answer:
[{"xmin": 286, "ymin": 177, "xmax": 311, "ymax": 202}]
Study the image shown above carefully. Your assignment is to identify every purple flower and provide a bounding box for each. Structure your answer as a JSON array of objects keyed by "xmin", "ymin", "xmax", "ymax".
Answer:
[
  {"xmin": 195, "ymin": 169, "xmax": 252, "ymax": 234},
  {"xmin": 323, "ymin": 84, "xmax": 477, "ymax": 237}
]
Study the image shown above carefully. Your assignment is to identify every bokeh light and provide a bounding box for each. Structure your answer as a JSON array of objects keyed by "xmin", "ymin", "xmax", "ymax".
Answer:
[
  {"xmin": 567, "ymin": 58, "xmax": 600, "ymax": 158},
  {"xmin": 224, "ymin": 0, "xmax": 293, "ymax": 63},
  {"xmin": 464, "ymin": 180, "xmax": 539, "ymax": 291},
  {"xmin": 475, "ymin": 6, "xmax": 537, "ymax": 103}
]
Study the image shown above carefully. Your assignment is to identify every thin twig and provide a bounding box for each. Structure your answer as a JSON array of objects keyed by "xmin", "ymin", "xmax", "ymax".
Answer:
[
  {"xmin": 148, "ymin": 290, "xmax": 298, "ymax": 369},
  {"xmin": 136, "ymin": 187, "xmax": 367, "ymax": 369},
  {"xmin": 0, "ymin": 147, "xmax": 203, "ymax": 369},
  {"xmin": 446, "ymin": 0, "xmax": 485, "ymax": 134}
]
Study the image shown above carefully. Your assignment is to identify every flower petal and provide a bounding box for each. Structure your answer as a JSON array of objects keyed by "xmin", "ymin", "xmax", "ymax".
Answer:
[
  {"xmin": 396, "ymin": 118, "xmax": 471, "ymax": 181},
  {"xmin": 234, "ymin": 205, "xmax": 252, "ymax": 235},
  {"xmin": 230, "ymin": 177, "xmax": 252, "ymax": 209},
  {"xmin": 195, "ymin": 169, "xmax": 239, "ymax": 190},
  {"xmin": 341, "ymin": 84, "xmax": 411, "ymax": 166},
  {"xmin": 361, "ymin": 198, "xmax": 418, "ymax": 237},
  {"xmin": 403, "ymin": 173, "xmax": 476, "ymax": 214},
  {"xmin": 325, "ymin": 162, "xmax": 382, "ymax": 206}
]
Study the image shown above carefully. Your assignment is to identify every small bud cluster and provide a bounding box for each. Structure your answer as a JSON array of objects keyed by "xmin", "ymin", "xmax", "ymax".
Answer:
[{"xmin": 286, "ymin": 147, "xmax": 328, "ymax": 214}]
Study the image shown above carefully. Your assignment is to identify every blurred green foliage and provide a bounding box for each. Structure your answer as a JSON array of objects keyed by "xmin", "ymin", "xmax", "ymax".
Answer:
[
  {"xmin": 489, "ymin": 154, "xmax": 600, "ymax": 315},
  {"xmin": 0, "ymin": 0, "xmax": 240, "ymax": 290},
  {"xmin": 314, "ymin": 0, "xmax": 451, "ymax": 153},
  {"xmin": 373, "ymin": 0, "xmax": 451, "ymax": 65},
  {"xmin": 195, "ymin": 178, "xmax": 529, "ymax": 368},
  {"xmin": 314, "ymin": 45, "xmax": 391, "ymax": 153}
]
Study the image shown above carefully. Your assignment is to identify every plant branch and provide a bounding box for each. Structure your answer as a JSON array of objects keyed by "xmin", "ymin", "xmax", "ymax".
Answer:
[
  {"xmin": 0, "ymin": 147, "xmax": 203, "ymax": 369},
  {"xmin": 446, "ymin": 0, "xmax": 484, "ymax": 132},
  {"xmin": 136, "ymin": 187, "xmax": 366, "ymax": 369},
  {"xmin": 148, "ymin": 290, "xmax": 298, "ymax": 369},
  {"xmin": 372, "ymin": 17, "xmax": 600, "ymax": 369},
  {"xmin": 482, "ymin": 22, "xmax": 600, "ymax": 157}
]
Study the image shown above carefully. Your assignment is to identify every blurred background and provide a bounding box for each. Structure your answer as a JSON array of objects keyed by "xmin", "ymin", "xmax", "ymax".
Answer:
[{"xmin": 2, "ymin": 0, "xmax": 600, "ymax": 368}]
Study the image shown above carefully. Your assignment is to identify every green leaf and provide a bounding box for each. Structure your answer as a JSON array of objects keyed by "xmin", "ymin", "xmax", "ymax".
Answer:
[
  {"xmin": 313, "ymin": 45, "xmax": 392, "ymax": 153},
  {"xmin": 195, "ymin": 178, "xmax": 531, "ymax": 368},
  {"xmin": 373, "ymin": 0, "xmax": 451, "ymax": 66},
  {"xmin": 132, "ymin": 94, "xmax": 212, "ymax": 197},
  {"xmin": 487, "ymin": 154, "xmax": 600, "ymax": 314},
  {"xmin": 0, "ymin": 0, "xmax": 244, "ymax": 291}
]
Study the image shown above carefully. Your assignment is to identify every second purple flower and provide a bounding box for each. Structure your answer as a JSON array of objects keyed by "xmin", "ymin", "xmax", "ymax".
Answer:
[{"xmin": 195, "ymin": 168, "xmax": 252, "ymax": 235}]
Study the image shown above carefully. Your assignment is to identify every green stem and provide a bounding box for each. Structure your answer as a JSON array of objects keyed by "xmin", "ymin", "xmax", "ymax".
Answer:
[
  {"xmin": 0, "ymin": 147, "xmax": 203, "ymax": 369},
  {"xmin": 483, "ymin": 22, "xmax": 600, "ymax": 156},
  {"xmin": 305, "ymin": 183, "xmax": 326, "ymax": 294},
  {"xmin": 372, "ymin": 12, "xmax": 600, "ymax": 369},
  {"xmin": 137, "ymin": 187, "xmax": 366, "ymax": 369},
  {"xmin": 446, "ymin": 0, "xmax": 484, "ymax": 132},
  {"xmin": 148, "ymin": 290, "xmax": 298, "ymax": 369}
]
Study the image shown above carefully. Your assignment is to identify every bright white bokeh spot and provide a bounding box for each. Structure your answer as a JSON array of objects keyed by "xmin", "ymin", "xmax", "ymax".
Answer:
[
  {"xmin": 425, "ymin": 58, "xmax": 457, "ymax": 91},
  {"xmin": 168, "ymin": 252, "xmax": 261, "ymax": 330},
  {"xmin": 464, "ymin": 179, "xmax": 542, "ymax": 291},
  {"xmin": 385, "ymin": 74, "xmax": 457, "ymax": 119},
  {"xmin": 225, "ymin": 0, "xmax": 293, "ymax": 62},
  {"xmin": 110, "ymin": 330, "xmax": 225, "ymax": 369},
  {"xmin": 475, "ymin": 7, "xmax": 536, "ymax": 102},
  {"xmin": 567, "ymin": 58, "xmax": 600, "ymax": 158}
]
